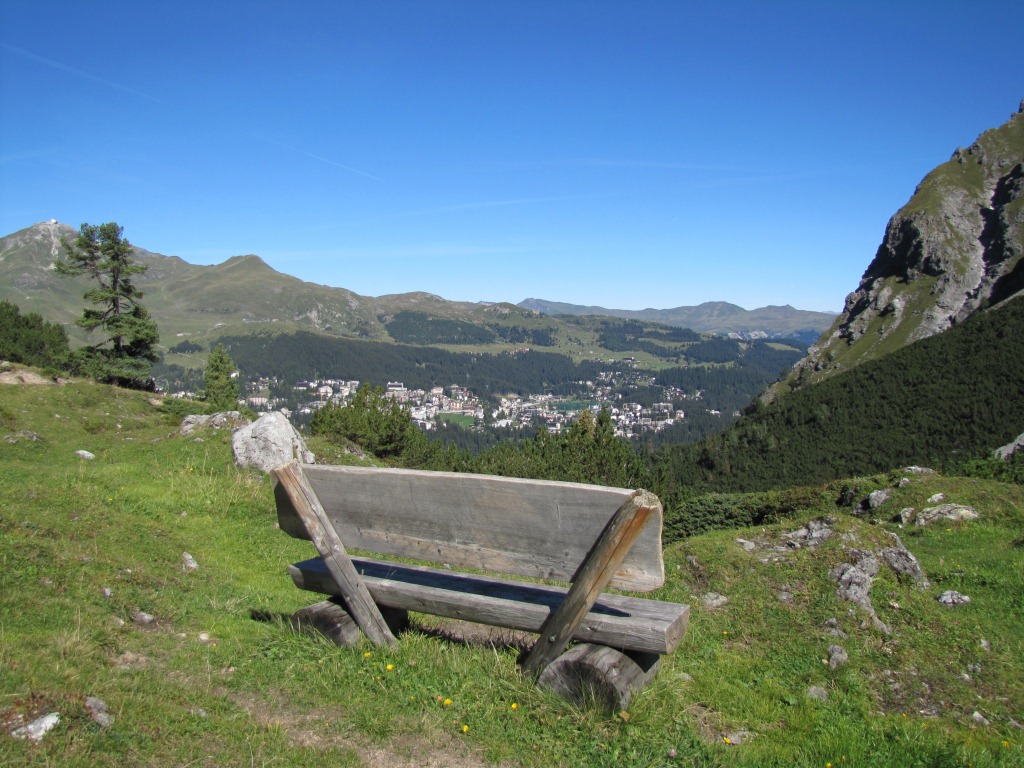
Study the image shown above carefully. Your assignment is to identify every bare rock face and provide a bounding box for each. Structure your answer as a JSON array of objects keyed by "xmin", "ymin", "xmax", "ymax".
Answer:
[
  {"xmin": 789, "ymin": 104, "xmax": 1024, "ymax": 387},
  {"xmin": 232, "ymin": 412, "xmax": 315, "ymax": 473}
]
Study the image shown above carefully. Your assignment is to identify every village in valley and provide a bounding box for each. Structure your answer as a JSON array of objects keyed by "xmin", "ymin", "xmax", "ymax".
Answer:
[{"xmin": 215, "ymin": 369, "xmax": 713, "ymax": 439}]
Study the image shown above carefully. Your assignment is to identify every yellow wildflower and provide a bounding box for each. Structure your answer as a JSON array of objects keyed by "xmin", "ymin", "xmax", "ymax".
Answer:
[
  {"xmin": 461, "ymin": 724, "xmax": 469, "ymax": 733},
  {"xmin": 363, "ymin": 652, "xmax": 372, "ymax": 658},
  {"xmin": 510, "ymin": 703, "xmax": 519, "ymax": 711},
  {"xmin": 723, "ymin": 736, "xmax": 732, "ymax": 745},
  {"xmin": 386, "ymin": 664, "xmax": 395, "ymax": 671},
  {"xmin": 443, "ymin": 698, "xmax": 453, "ymax": 707}
]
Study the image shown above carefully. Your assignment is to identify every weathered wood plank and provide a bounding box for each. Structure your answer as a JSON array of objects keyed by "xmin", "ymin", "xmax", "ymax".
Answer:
[
  {"xmin": 288, "ymin": 556, "xmax": 690, "ymax": 655},
  {"xmin": 537, "ymin": 643, "xmax": 661, "ymax": 712},
  {"xmin": 521, "ymin": 490, "xmax": 659, "ymax": 678},
  {"xmin": 277, "ymin": 464, "xmax": 665, "ymax": 592},
  {"xmin": 271, "ymin": 462, "xmax": 396, "ymax": 647}
]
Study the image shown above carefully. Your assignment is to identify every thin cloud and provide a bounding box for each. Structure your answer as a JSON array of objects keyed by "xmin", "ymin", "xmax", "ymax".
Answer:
[
  {"xmin": 260, "ymin": 138, "xmax": 385, "ymax": 182},
  {"xmin": 0, "ymin": 148, "xmax": 56, "ymax": 165},
  {"xmin": 1, "ymin": 43, "xmax": 167, "ymax": 105},
  {"xmin": 400, "ymin": 194, "xmax": 602, "ymax": 218}
]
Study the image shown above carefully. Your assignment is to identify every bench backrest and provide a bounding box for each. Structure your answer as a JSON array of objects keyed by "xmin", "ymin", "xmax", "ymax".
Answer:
[{"xmin": 275, "ymin": 464, "xmax": 665, "ymax": 592}]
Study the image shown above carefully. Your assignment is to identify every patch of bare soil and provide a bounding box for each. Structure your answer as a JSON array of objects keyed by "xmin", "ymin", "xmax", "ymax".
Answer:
[
  {"xmin": 0, "ymin": 368, "xmax": 57, "ymax": 385},
  {"xmin": 232, "ymin": 690, "xmax": 510, "ymax": 767}
]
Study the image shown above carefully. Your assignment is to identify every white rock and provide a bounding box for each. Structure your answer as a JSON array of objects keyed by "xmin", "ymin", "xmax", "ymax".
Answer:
[
  {"xmin": 182, "ymin": 552, "xmax": 199, "ymax": 571},
  {"xmin": 232, "ymin": 412, "xmax": 315, "ymax": 474},
  {"xmin": 76, "ymin": 450, "xmax": 95, "ymax": 460},
  {"xmin": 11, "ymin": 712, "xmax": 60, "ymax": 741}
]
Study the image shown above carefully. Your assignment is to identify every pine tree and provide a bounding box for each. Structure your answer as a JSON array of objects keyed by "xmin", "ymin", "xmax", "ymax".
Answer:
[
  {"xmin": 203, "ymin": 343, "xmax": 240, "ymax": 410},
  {"xmin": 56, "ymin": 222, "xmax": 159, "ymax": 389}
]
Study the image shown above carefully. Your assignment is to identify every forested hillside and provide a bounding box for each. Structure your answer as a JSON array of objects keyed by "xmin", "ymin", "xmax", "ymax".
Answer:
[{"xmin": 656, "ymin": 295, "xmax": 1024, "ymax": 497}]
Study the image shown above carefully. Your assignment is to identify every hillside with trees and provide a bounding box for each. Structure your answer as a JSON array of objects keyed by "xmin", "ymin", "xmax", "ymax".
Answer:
[{"xmin": 654, "ymin": 294, "xmax": 1024, "ymax": 499}]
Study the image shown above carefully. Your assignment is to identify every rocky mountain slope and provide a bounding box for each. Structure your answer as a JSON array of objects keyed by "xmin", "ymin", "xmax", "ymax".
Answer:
[{"xmin": 787, "ymin": 101, "xmax": 1024, "ymax": 388}]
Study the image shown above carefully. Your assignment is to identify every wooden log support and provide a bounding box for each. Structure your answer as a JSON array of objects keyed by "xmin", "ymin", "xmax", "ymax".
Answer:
[
  {"xmin": 291, "ymin": 599, "xmax": 362, "ymax": 647},
  {"xmin": 537, "ymin": 643, "xmax": 661, "ymax": 712},
  {"xmin": 272, "ymin": 461, "xmax": 397, "ymax": 647},
  {"xmin": 520, "ymin": 489, "xmax": 660, "ymax": 679}
]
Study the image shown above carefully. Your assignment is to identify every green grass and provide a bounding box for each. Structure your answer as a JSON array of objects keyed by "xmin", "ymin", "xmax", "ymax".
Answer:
[
  {"xmin": 439, "ymin": 412, "xmax": 476, "ymax": 428},
  {"xmin": 1, "ymin": 370, "xmax": 1022, "ymax": 766}
]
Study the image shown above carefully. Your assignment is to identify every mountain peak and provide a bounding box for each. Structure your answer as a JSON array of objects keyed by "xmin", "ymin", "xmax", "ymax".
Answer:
[{"xmin": 787, "ymin": 104, "xmax": 1024, "ymax": 389}]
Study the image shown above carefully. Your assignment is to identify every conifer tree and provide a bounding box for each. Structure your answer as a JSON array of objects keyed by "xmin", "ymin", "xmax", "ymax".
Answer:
[
  {"xmin": 203, "ymin": 343, "xmax": 240, "ymax": 410},
  {"xmin": 56, "ymin": 222, "xmax": 159, "ymax": 388}
]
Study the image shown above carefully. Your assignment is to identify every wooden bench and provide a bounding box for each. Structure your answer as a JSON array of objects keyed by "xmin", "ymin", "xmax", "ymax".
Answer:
[{"xmin": 271, "ymin": 461, "xmax": 690, "ymax": 709}]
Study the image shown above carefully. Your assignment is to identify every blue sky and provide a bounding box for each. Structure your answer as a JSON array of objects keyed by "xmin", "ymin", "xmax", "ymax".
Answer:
[{"xmin": 1, "ymin": 1, "xmax": 1021, "ymax": 313}]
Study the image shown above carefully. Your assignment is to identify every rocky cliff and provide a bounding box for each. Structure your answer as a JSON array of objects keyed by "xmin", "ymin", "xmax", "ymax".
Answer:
[{"xmin": 787, "ymin": 101, "xmax": 1024, "ymax": 388}]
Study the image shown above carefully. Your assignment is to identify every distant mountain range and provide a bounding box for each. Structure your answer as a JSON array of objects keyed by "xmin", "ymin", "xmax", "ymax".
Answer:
[
  {"xmin": 518, "ymin": 298, "xmax": 834, "ymax": 345},
  {"xmin": 0, "ymin": 221, "xmax": 831, "ymax": 361}
]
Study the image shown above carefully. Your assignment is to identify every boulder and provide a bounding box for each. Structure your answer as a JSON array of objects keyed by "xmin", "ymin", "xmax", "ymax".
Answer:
[
  {"xmin": 867, "ymin": 489, "xmax": 892, "ymax": 509},
  {"xmin": 879, "ymin": 533, "xmax": 930, "ymax": 588},
  {"xmin": 232, "ymin": 412, "xmax": 314, "ymax": 474},
  {"xmin": 915, "ymin": 503, "xmax": 979, "ymax": 527},
  {"xmin": 179, "ymin": 411, "xmax": 248, "ymax": 436},
  {"xmin": 938, "ymin": 590, "xmax": 971, "ymax": 607},
  {"xmin": 994, "ymin": 431, "xmax": 1024, "ymax": 460}
]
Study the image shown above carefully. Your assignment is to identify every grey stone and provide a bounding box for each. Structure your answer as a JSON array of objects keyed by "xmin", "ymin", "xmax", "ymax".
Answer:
[
  {"xmin": 179, "ymin": 411, "xmax": 248, "ymax": 437},
  {"xmin": 994, "ymin": 431, "xmax": 1024, "ymax": 460},
  {"xmin": 927, "ymin": 493, "xmax": 946, "ymax": 503},
  {"xmin": 830, "ymin": 560, "xmax": 890, "ymax": 634},
  {"xmin": 905, "ymin": 466, "xmax": 934, "ymax": 474},
  {"xmin": 736, "ymin": 538, "xmax": 756, "ymax": 552},
  {"xmin": 76, "ymin": 450, "xmax": 95, "ymax": 460},
  {"xmin": 182, "ymin": 552, "xmax": 199, "ymax": 571},
  {"xmin": 85, "ymin": 697, "xmax": 113, "ymax": 728},
  {"xmin": 132, "ymin": 611, "xmax": 155, "ymax": 625},
  {"xmin": 101, "ymin": 587, "xmax": 113, "ymax": 598},
  {"xmin": 879, "ymin": 533, "xmax": 930, "ymax": 588},
  {"xmin": 3, "ymin": 430, "xmax": 41, "ymax": 444},
  {"xmin": 232, "ymin": 412, "xmax": 315, "ymax": 474},
  {"xmin": 828, "ymin": 645, "xmax": 849, "ymax": 669},
  {"xmin": 938, "ymin": 590, "xmax": 971, "ymax": 606},
  {"xmin": 972, "ymin": 711, "xmax": 990, "ymax": 727},
  {"xmin": 898, "ymin": 477, "xmax": 911, "ymax": 488},
  {"xmin": 899, "ymin": 507, "xmax": 916, "ymax": 525},
  {"xmin": 807, "ymin": 685, "xmax": 829, "ymax": 702},
  {"xmin": 868, "ymin": 489, "xmax": 892, "ymax": 509},
  {"xmin": 915, "ymin": 504, "xmax": 979, "ymax": 527},
  {"xmin": 701, "ymin": 592, "xmax": 729, "ymax": 609}
]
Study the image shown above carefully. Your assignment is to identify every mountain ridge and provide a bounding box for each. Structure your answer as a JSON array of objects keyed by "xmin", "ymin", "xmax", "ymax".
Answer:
[
  {"xmin": 518, "ymin": 297, "xmax": 834, "ymax": 344},
  {"xmin": 1, "ymin": 221, "xmax": 833, "ymax": 355}
]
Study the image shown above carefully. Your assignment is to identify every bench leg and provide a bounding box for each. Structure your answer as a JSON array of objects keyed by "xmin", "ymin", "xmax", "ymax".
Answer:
[
  {"xmin": 291, "ymin": 599, "xmax": 410, "ymax": 647},
  {"xmin": 536, "ymin": 644, "xmax": 661, "ymax": 712}
]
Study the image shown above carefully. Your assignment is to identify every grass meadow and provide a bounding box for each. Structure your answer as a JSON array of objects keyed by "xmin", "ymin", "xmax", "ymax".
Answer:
[{"xmin": 1, "ymin": 372, "xmax": 1021, "ymax": 766}]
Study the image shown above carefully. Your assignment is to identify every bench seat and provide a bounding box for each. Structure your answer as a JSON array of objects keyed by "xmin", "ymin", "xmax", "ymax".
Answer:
[{"xmin": 289, "ymin": 555, "xmax": 690, "ymax": 656}]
